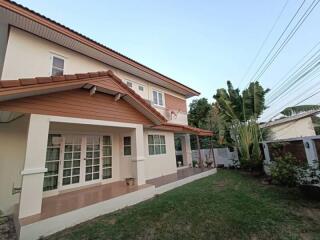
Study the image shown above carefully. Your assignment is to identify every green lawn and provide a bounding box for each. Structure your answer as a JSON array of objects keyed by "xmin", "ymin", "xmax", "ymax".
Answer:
[{"xmin": 47, "ymin": 170, "xmax": 320, "ymax": 240}]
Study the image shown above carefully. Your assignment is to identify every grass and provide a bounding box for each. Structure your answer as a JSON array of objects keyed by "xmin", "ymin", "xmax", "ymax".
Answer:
[{"xmin": 46, "ymin": 170, "xmax": 320, "ymax": 240}]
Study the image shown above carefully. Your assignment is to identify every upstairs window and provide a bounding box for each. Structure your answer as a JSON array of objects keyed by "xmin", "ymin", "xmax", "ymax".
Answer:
[
  {"xmin": 51, "ymin": 56, "xmax": 64, "ymax": 76},
  {"xmin": 126, "ymin": 81, "xmax": 133, "ymax": 88},
  {"xmin": 138, "ymin": 85, "xmax": 144, "ymax": 91},
  {"xmin": 152, "ymin": 90, "xmax": 164, "ymax": 106}
]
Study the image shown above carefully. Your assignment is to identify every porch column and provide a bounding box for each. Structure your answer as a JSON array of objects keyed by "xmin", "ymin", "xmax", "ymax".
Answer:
[
  {"xmin": 132, "ymin": 125, "xmax": 145, "ymax": 185},
  {"xmin": 181, "ymin": 134, "xmax": 193, "ymax": 167},
  {"xmin": 19, "ymin": 114, "xmax": 49, "ymax": 218}
]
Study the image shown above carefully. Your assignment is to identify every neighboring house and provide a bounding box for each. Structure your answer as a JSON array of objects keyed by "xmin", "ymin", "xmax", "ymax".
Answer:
[
  {"xmin": 260, "ymin": 110, "xmax": 320, "ymax": 140},
  {"xmin": 0, "ymin": 1, "xmax": 213, "ymax": 239}
]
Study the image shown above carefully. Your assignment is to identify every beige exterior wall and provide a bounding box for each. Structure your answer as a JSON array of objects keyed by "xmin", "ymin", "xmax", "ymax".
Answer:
[
  {"xmin": 1, "ymin": 27, "xmax": 188, "ymax": 124},
  {"xmin": 0, "ymin": 115, "xmax": 29, "ymax": 214},
  {"xmin": 0, "ymin": 115, "xmax": 178, "ymax": 214},
  {"xmin": 144, "ymin": 130, "xmax": 177, "ymax": 180},
  {"xmin": 269, "ymin": 117, "xmax": 316, "ymax": 140}
]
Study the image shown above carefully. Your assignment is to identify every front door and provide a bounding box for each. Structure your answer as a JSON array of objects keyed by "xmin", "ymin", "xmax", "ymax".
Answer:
[{"xmin": 59, "ymin": 135, "xmax": 112, "ymax": 190}]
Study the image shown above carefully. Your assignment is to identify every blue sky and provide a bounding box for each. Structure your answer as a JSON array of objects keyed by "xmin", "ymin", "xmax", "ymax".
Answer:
[{"xmin": 15, "ymin": 0, "xmax": 320, "ymax": 121}]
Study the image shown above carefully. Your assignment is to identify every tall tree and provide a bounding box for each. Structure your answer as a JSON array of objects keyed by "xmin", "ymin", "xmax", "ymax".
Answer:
[
  {"xmin": 188, "ymin": 98, "xmax": 211, "ymax": 129},
  {"xmin": 188, "ymin": 98, "xmax": 211, "ymax": 168},
  {"xmin": 213, "ymin": 81, "xmax": 269, "ymax": 170}
]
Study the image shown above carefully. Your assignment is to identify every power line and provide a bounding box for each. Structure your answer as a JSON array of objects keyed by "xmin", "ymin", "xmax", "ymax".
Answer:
[
  {"xmin": 244, "ymin": 0, "xmax": 307, "ymax": 87},
  {"xmin": 237, "ymin": 0, "xmax": 289, "ymax": 88},
  {"xmin": 267, "ymin": 40, "xmax": 320, "ymax": 99},
  {"xmin": 267, "ymin": 61, "xmax": 320, "ymax": 105},
  {"xmin": 251, "ymin": 0, "xmax": 320, "ymax": 84},
  {"xmin": 263, "ymin": 80, "xmax": 320, "ymax": 122}
]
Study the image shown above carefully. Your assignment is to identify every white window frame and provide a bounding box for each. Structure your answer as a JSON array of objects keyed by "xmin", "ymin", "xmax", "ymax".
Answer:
[
  {"xmin": 43, "ymin": 133, "xmax": 114, "ymax": 197},
  {"xmin": 148, "ymin": 134, "xmax": 166, "ymax": 155},
  {"xmin": 138, "ymin": 85, "xmax": 144, "ymax": 91},
  {"xmin": 123, "ymin": 136, "xmax": 132, "ymax": 156},
  {"xmin": 50, "ymin": 54, "xmax": 65, "ymax": 76},
  {"xmin": 126, "ymin": 80, "xmax": 133, "ymax": 88},
  {"xmin": 152, "ymin": 90, "xmax": 165, "ymax": 107}
]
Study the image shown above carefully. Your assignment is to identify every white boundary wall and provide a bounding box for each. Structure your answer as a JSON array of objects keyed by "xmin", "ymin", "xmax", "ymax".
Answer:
[{"xmin": 192, "ymin": 148, "xmax": 238, "ymax": 167}]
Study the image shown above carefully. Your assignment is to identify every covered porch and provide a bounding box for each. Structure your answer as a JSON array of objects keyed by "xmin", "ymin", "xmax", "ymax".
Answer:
[{"xmin": 17, "ymin": 167, "xmax": 216, "ymax": 239}]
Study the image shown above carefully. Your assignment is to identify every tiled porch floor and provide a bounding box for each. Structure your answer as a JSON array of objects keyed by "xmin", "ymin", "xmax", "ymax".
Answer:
[
  {"xmin": 20, "ymin": 168, "xmax": 212, "ymax": 226},
  {"xmin": 146, "ymin": 167, "xmax": 211, "ymax": 187},
  {"xmin": 20, "ymin": 181, "xmax": 151, "ymax": 226}
]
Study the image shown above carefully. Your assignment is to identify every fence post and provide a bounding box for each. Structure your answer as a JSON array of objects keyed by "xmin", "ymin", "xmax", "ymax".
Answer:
[{"xmin": 303, "ymin": 138, "xmax": 318, "ymax": 166}]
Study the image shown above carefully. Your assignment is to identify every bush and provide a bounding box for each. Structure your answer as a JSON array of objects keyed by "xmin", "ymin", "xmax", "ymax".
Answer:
[
  {"xmin": 269, "ymin": 153, "xmax": 304, "ymax": 187},
  {"xmin": 297, "ymin": 160, "xmax": 320, "ymax": 185}
]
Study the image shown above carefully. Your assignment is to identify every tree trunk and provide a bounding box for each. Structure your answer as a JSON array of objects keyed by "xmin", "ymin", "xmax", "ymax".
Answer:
[{"xmin": 196, "ymin": 135, "xmax": 204, "ymax": 170}]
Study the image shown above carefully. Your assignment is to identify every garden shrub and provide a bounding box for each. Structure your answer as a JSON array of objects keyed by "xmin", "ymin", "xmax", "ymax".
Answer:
[{"xmin": 270, "ymin": 153, "xmax": 305, "ymax": 187}]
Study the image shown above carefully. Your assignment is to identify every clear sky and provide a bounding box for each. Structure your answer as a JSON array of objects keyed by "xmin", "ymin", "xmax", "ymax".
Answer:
[{"xmin": 15, "ymin": 0, "xmax": 320, "ymax": 121}]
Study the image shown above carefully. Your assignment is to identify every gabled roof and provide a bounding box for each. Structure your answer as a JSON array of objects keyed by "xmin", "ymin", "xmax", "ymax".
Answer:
[
  {"xmin": 260, "ymin": 110, "xmax": 320, "ymax": 128},
  {"xmin": 0, "ymin": 70, "xmax": 167, "ymax": 125},
  {"xmin": 0, "ymin": 70, "xmax": 213, "ymax": 135},
  {"xmin": 0, "ymin": 0, "xmax": 200, "ymax": 98}
]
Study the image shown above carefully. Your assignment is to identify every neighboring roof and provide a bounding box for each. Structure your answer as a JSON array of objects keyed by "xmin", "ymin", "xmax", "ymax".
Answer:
[
  {"xmin": 152, "ymin": 123, "xmax": 213, "ymax": 136},
  {"xmin": 260, "ymin": 110, "xmax": 320, "ymax": 128},
  {"xmin": 0, "ymin": 70, "xmax": 167, "ymax": 125},
  {"xmin": 0, "ymin": 0, "xmax": 200, "ymax": 98}
]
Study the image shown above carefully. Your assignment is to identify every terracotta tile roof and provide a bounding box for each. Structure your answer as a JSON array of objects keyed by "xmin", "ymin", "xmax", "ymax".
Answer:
[
  {"xmin": 0, "ymin": 71, "xmax": 211, "ymax": 134},
  {"xmin": 0, "ymin": 70, "xmax": 167, "ymax": 123},
  {"xmin": 0, "ymin": 0, "xmax": 200, "ymax": 97}
]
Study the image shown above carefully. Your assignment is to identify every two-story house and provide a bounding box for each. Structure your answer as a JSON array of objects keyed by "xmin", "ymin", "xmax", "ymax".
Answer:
[{"xmin": 0, "ymin": 1, "xmax": 213, "ymax": 239}]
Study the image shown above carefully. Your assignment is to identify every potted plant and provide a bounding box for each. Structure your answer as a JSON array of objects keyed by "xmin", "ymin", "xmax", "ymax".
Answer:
[
  {"xmin": 205, "ymin": 160, "xmax": 213, "ymax": 168},
  {"xmin": 125, "ymin": 177, "xmax": 135, "ymax": 186}
]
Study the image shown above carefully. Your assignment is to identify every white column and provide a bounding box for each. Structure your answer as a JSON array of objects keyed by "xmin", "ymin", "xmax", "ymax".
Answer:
[
  {"xmin": 181, "ymin": 134, "xmax": 193, "ymax": 167},
  {"xmin": 19, "ymin": 114, "xmax": 49, "ymax": 218},
  {"xmin": 303, "ymin": 138, "xmax": 318, "ymax": 166},
  {"xmin": 132, "ymin": 125, "xmax": 145, "ymax": 185},
  {"xmin": 262, "ymin": 142, "xmax": 271, "ymax": 164}
]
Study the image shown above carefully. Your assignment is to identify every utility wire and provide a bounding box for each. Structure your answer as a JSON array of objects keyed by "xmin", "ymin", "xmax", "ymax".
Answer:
[
  {"xmin": 263, "ymin": 80, "xmax": 320, "ymax": 122},
  {"xmin": 244, "ymin": 0, "xmax": 307, "ymax": 87},
  {"xmin": 237, "ymin": 0, "xmax": 289, "ymax": 88},
  {"xmin": 266, "ymin": 40, "xmax": 320, "ymax": 100},
  {"xmin": 270, "ymin": 66, "xmax": 320, "ymax": 105},
  {"xmin": 267, "ymin": 60, "xmax": 320, "ymax": 105},
  {"xmin": 252, "ymin": 0, "xmax": 320, "ymax": 84}
]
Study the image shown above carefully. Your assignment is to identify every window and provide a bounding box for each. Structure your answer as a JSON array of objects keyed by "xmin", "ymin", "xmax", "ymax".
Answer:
[
  {"xmin": 148, "ymin": 135, "xmax": 166, "ymax": 155},
  {"xmin": 43, "ymin": 134, "xmax": 61, "ymax": 191},
  {"xmin": 138, "ymin": 85, "xmax": 144, "ymax": 91},
  {"xmin": 102, "ymin": 136, "xmax": 112, "ymax": 179},
  {"xmin": 51, "ymin": 56, "xmax": 64, "ymax": 76},
  {"xmin": 123, "ymin": 136, "xmax": 132, "ymax": 156},
  {"xmin": 126, "ymin": 81, "xmax": 133, "ymax": 88},
  {"xmin": 152, "ymin": 90, "xmax": 164, "ymax": 106}
]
